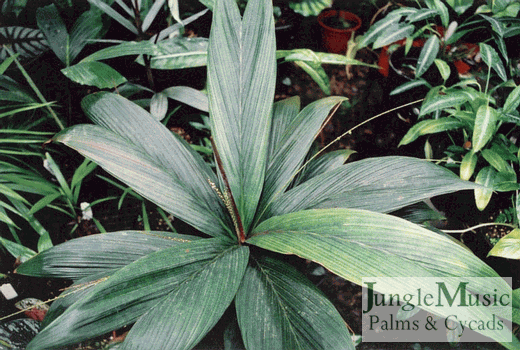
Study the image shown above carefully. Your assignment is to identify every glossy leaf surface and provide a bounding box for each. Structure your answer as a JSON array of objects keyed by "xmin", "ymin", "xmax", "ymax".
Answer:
[
  {"xmin": 16, "ymin": 231, "xmax": 197, "ymax": 279},
  {"xmin": 61, "ymin": 61, "xmax": 127, "ymax": 88},
  {"xmin": 207, "ymin": 0, "xmax": 276, "ymax": 232},
  {"xmin": 475, "ymin": 166, "xmax": 496, "ymax": 211},
  {"xmin": 235, "ymin": 255, "xmax": 354, "ymax": 350},
  {"xmin": 480, "ymin": 42, "xmax": 507, "ymax": 82},
  {"xmin": 473, "ymin": 105, "xmax": 498, "ymax": 152},
  {"xmin": 258, "ymin": 97, "xmax": 345, "ymax": 221},
  {"xmin": 266, "ymin": 156, "xmax": 479, "ymax": 217},
  {"xmin": 54, "ymin": 124, "xmax": 229, "ymax": 237},
  {"xmin": 420, "ymin": 88, "xmax": 469, "ymax": 116},
  {"xmin": 81, "ymin": 93, "xmax": 227, "ymax": 235},
  {"xmin": 25, "ymin": 239, "xmax": 237, "ymax": 350},
  {"xmin": 399, "ymin": 117, "xmax": 464, "ymax": 146},
  {"xmin": 268, "ymin": 96, "xmax": 301, "ymax": 159},
  {"xmin": 488, "ymin": 228, "xmax": 520, "ymax": 259},
  {"xmin": 416, "ymin": 35, "xmax": 440, "ymax": 78},
  {"xmin": 121, "ymin": 245, "xmax": 249, "ymax": 350},
  {"xmin": 249, "ymin": 209, "xmax": 502, "ymax": 284},
  {"xmin": 36, "ymin": 4, "xmax": 68, "ymax": 65},
  {"xmin": 247, "ymin": 209, "xmax": 518, "ymax": 346}
]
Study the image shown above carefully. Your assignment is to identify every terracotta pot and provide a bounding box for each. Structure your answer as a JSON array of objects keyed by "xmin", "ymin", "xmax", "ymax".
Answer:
[{"xmin": 317, "ymin": 10, "xmax": 362, "ymax": 54}]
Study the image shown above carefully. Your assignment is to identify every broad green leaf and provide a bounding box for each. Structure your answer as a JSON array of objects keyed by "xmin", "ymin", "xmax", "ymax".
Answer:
[
  {"xmin": 68, "ymin": 9, "xmax": 107, "ymax": 63},
  {"xmin": 460, "ymin": 150, "xmax": 477, "ymax": 180},
  {"xmin": 161, "ymin": 86, "xmax": 209, "ymax": 112},
  {"xmin": 293, "ymin": 60, "xmax": 330, "ymax": 95},
  {"xmin": 474, "ymin": 166, "xmax": 496, "ymax": 211},
  {"xmin": 488, "ymin": 228, "xmax": 520, "ymax": 259},
  {"xmin": 399, "ymin": 117, "xmax": 464, "ymax": 146},
  {"xmin": 258, "ymin": 97, "xmax": 346, "ymax": 221},
  {"xmin": 357, "ymin": 13, "xmax": 402, "ymax": 48},
  {"xmin": 143, "ymin": 37, "xmax": 209, "ymax": 69},
  {"xmin": 16, "ymin": 231, "xmax": 197, "ymax": 279},
  {"xmin": 472, "ymin": 105, "xmax": 499, "ymax": 152},
  {"xmin": 503, "ymin": 85, "xmax": 520, "ymax": 114},
  {"xmin": 208, "ymin": 0, "xmax": 276, "ymax": 233},
  {"xmin": 249, "ymin": 208, "xmax": 507, "ymax": 293},
  {"xmin": 479, "ymin": 42, "xmax": 507, "ymax": 82},
  {"xmin": 419, "ymin": 88, "xmax": 469, "ymax": 116},
  {"xmin": 0, "ymin": 236, "xmax": 36, "ymax": 262},
  {"xmin": 81, "ymin": 41, "xmax": 157, "ymax": 62},
  {"xmin": 481, "ymin": 148, "xmax": 514, "ymax": 174},
  {"xmin": 268, "ymin": 96, "xmax": 301, "ymax": 159},
  {"xmin": 61, "ymin": 61, "xmax": 127, "ymax": 88},
  {"xmin": 24, "ymin": 238, "xmax": 234, "ymax": 350},
  {"xmin": 373, "ymin": 24, "xmax": 415, "ymax": 49},
  {"xmin": 416, "ymin": 35, "xmax": 440, "ymax": 78},
  {"xmin": 79, "ymin": 92, "xmax": 228, "ymax": 233},
  {"xmin": 434, "ymin": 58, "xmax": 451, "ymax": 82},
  {"xmin": 296, "ymin": 149, "xmax": 356, "ymax": 185},
  {"xmin": 36, "ymin": 4, "xmax": 69, "ymax": 65},
  {"xmin": 288, "ymin": 0, "xmax": 332, "ymax": 17},
  {"xmin": 121, "ymin": 245, "xmax": 249, "ymax": 350},
  {"xmin": 235, "ymin": 255, "xmax": 354, "ymax": 350},
  {"xmin": 247, "ymin": 209, "xmax": 518, "ymax": 348},
  {"xmin": 267, "ymin": 156, "xmax": 480, "ymax": 218},
  {"xmin": 54, "ymin": 125, "xmax": 229, "ymax": 237},
  {"xmin": 390, "ymin": 79, "xmax": 431, "ymax": 95}
]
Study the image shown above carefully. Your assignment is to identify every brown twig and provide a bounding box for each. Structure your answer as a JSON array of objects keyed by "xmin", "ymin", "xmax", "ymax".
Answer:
[{"xmin": 210, "ymin": 138, "xmax": 246, "ymax": 243}]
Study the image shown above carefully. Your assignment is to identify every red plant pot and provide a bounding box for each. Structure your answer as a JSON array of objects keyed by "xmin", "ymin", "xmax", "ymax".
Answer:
[{"xmin": 317, "ymin": 10, "xmax": 362, "ymax": 54}]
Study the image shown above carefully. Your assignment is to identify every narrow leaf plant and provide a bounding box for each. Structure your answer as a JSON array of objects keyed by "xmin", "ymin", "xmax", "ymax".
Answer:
[{"xmin": 16, "ymin": 0, "xmax": 520, "ymax": 348}]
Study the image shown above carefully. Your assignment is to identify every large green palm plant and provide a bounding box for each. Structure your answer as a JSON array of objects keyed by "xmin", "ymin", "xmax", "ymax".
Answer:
[{"xmin": 16, "ymin": 0, "xmax": 520, "ymax": 348}]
